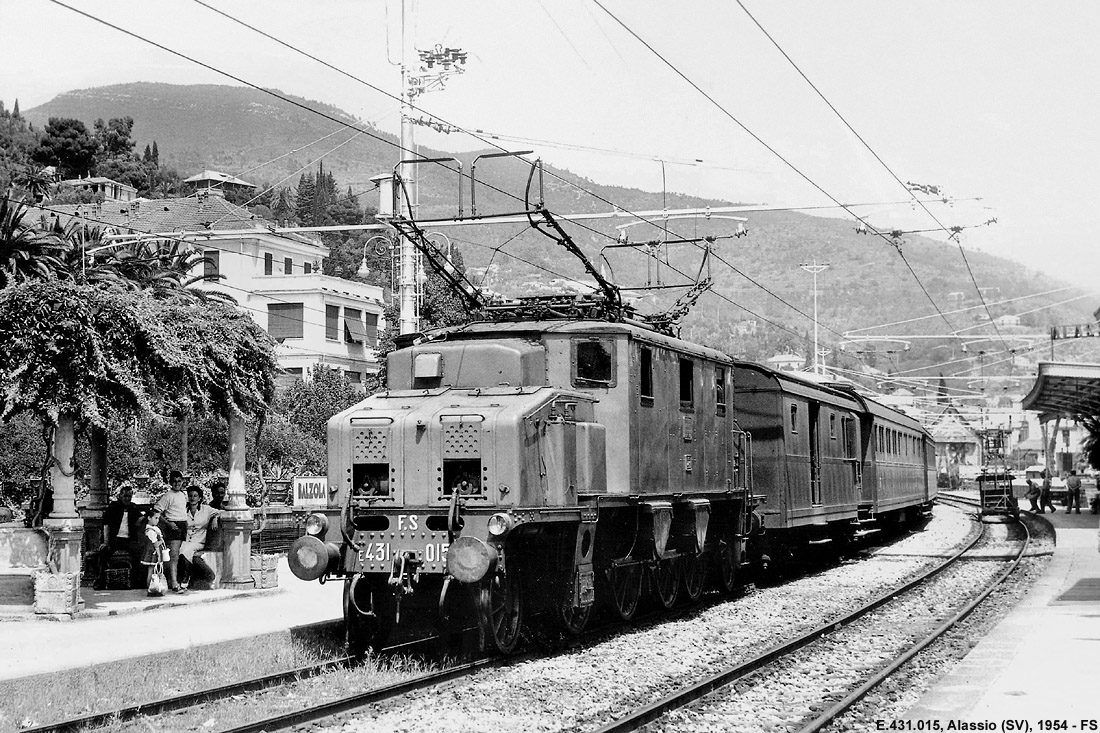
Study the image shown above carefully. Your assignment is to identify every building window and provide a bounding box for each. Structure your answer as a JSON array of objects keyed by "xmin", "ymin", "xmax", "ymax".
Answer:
[
  {"xmin": 346, "ymin": 371, "xmax": 362, "ymax": 384},
  {"xmin": 715, "ymin": 365, "xmax": 726, "ymax": 417},
  {"xmin": 365, "ymin": 312, "xmax": 379, "ymax": 346},
  {"xmin": 344, "ymin": 307, "xmax": 368, "ymax": 344},
  {"xmin": 640, "ymin": 347, "xmax": 654, "ymax": 400},
  {"xmin": 284, "ymin": 257, "xmax": 293, "ymax": 274},
  {"xmin": 203, "ymin": 250, "xmax": 220, "ymax": 278},
  {"xmin": 325, "ymin": 305, "xmax": 340, "ymax": 340},
  {"xmin": 267, "ymin": 303, "xmax": 304, "ymax": 339},
  {"xmin": 303, "ymin": 262, "xmax": 312, "ymax": 274},
  {"xmin": 791, "ymin": 404, "xmax": 798, "ymax": 434},
  {"xmin": 264, "ymin": 253, "xmax": 273, "ymax": 275},
  {"xmin": 679, "ymin": 358, "xmax": 694, "ymax": 408}
]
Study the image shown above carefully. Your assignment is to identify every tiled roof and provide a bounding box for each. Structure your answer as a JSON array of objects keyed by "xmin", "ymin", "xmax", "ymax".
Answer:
[
  {"xmin": 31, "ymin": 195, "xmax": 268, "ymax": 234},
  {"xmin": 182, "ymin": 170, "xmax": 256, "ymax": 188}
]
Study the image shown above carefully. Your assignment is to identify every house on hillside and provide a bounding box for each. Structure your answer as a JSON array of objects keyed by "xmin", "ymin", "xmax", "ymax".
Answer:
[
  {"xmin": 59, "ymin": 175, "xmax": 137, "ymax": 202},
  {"xmin": 32, "ymin": 193, "xmax": 384, "ymax": 388},
  {"xmin": 766, "ymin": 353, "xmax": 804, "ymax": 372},
  {"xmin": 183, "ymin": 170, "xmax": 257, "ymax": 198}
]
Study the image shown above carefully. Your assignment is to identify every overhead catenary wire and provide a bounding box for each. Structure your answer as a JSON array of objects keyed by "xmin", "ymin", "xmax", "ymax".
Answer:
[
  {"xmin": 729, "ymin": 0, "xmax": 1009, "ymax": 352},
  {"xmin": 589, "ymin": 0, "xmax": 962, "ymax": 339}
]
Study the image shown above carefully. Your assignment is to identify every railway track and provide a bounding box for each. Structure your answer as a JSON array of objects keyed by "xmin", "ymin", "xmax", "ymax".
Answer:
[
  {"xmin": 590, "ymin": 505, "xmax": 1031, "ymax": 732},
  {"xmin": 21, "ymin": 631, "xmax": 444, "ymax": 733}
]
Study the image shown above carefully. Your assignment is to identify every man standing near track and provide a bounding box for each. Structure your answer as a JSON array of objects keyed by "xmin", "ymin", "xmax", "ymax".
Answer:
[
  {"xmin": 1066, "ymin": 470, "xmax": 1082, "ymax": 514},
  {"xmin": 1039, "ymin": 470, "xmax": 1057, "ymax": 514}
]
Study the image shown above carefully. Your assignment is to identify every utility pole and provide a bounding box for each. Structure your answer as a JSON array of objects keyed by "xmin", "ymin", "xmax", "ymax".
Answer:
[
  {"xmin": 394, "ymin": 2, "xmax": 466, "ymax": 335},
  {"xmin": 799, "ymin": 260, "xmax": 830, "ymax": 374}
]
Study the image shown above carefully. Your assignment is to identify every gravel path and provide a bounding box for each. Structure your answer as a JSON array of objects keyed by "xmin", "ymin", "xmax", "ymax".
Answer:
[{"xmin": 313, "ymin": 506, "xmax": 1041, "ymax": 733}]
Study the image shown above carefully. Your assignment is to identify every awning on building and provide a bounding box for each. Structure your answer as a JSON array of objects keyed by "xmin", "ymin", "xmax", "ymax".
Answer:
[{"xmin": 1022, "ymin": 361, "xmax": 1100, "ymax": 421}]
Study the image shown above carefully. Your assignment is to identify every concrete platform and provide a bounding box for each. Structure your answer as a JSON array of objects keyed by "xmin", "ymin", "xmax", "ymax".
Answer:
[
  {"xmin": 0, "ymin": 556, "xmax": 342, "ymax": 681},
  {"xmin": 906, "ymin": 508, "xmax": 1100, "ymax": 724}
]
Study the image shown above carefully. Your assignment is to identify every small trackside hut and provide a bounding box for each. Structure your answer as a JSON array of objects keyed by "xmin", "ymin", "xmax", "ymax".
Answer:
[{"xmin": 287, "ymin": 304, "xmax": 753, "ymax": 653}]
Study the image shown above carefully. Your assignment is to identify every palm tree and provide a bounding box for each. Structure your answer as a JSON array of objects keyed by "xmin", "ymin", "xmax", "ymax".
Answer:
[
  {"xmin": 0, "ymin": 196, "xmax": 66, "ymax": 288},
  {"xmin": 1080, "ymin": 416, "xmax": 1100, "ymax": 471}
]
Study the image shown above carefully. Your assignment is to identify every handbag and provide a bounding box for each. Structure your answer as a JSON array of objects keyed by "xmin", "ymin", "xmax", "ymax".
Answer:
[{"xmin": 148, "ymin": 561, "xmax": 168, "ymax": 596}]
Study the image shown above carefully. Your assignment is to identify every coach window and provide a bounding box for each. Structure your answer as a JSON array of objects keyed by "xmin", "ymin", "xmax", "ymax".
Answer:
[
  {"xmin": 790, "ymin": 404, "xmax": 798, "ymax": 434},
  {"xmin": 679, "ymin": 358, "xmax": 695, "ymax": 409},
  {"xmin": 715, "ymin": 365, "xmax": 727, "ymax": 417},
  {"xmin": 829, "ymin": 413, "xmax": 837, "ymax": 440},
  {"xmin": 640, "ymin": 346, "xmax": 654, "ymax": 403},
  {"xmin": 573, "ymin": 339, "xmax": 616, "ymax": 388}
]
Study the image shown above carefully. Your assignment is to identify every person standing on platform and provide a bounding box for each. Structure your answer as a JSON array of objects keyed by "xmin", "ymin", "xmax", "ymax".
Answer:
[
  {"xmin": 1066, "ymin": 470, "xmax": 1083, "ymax": 514},
  {"xmin": 1039, "ymin": 471, "xmax": 1057, "ymax": 514},
  {"xmin": 150, "ymin": 470, "xmax": 189, "ymax": 593},
  {"xmin": 1025, "ymin": 477, "xmax": 1041, "ymax": 513},
  {"xmin": 179, "ymin": 485, "xmax": 220, "ymax": 590}
]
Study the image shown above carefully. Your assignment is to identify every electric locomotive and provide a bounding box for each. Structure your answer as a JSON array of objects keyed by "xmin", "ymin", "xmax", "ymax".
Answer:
[{"xmin": 288, "ymin": 297, "xmax": 753, "ymax": 653}]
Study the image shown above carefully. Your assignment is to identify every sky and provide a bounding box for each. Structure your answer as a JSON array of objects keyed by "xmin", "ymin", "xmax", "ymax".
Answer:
[{"xmin": 2, "ymin": 0, "xmax": 1100, "ymax": 291}]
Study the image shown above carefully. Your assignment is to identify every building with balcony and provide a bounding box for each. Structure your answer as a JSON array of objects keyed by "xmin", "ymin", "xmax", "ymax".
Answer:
[{"xmin": 32, "ymin": 193, "xmax": 384, "ymax": 388}]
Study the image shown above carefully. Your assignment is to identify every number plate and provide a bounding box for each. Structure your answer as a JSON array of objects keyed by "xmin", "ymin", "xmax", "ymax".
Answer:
[{"xmin": 347, "ymin": 538, "xmax": 451, "ymax": 572}]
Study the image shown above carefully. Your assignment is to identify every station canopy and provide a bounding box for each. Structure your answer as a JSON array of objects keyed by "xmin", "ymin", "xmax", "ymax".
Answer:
[{"xmin": 1022, "ymin": 361, "xmax": 1100, "ymax": 421}]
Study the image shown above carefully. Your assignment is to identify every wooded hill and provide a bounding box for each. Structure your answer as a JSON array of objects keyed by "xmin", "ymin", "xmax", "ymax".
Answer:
[{"xmin": 24, "ymin": 83, "xmax": 1100, "ymax": 374}]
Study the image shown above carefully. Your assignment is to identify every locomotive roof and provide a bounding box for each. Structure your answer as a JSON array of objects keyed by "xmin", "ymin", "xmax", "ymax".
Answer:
[{"xmin": 425, "ymin": 318, "xmax": 733, "ymax": 363}]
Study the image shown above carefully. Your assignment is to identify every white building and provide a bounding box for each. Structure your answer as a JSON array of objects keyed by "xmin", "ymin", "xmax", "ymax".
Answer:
[{"xmin": 39, "ymin": 194, "xmax": 385, "ymax": 389}]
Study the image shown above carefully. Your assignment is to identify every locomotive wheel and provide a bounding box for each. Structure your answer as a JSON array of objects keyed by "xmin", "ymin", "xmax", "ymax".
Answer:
[
  {"xmin": 681, "ymin": 551, "xmax": 707, "ymax": 602},
  {"xmin": 607, "ymin": 559, "xmax": 643, "ymax": 621},
  {"xmin": 714, "ymin": 537, "xmax": 739, "ymax": 593},
  {"xmin": 652, "ymin": 557, "xmax": 680, "ymax": 609},
  {"xmin": 559, "ymin": 597, "xmax": 592, "ymax": 635},
  {"xmin": 477, "ymin": 570, "xmax": 523, "ymax": 654}
]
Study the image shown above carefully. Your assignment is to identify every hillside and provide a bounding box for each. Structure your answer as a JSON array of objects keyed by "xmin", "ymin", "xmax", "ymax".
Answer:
[{"xmin": 24, "ymin": 83, "xmax": 1100, "ymax": 374}]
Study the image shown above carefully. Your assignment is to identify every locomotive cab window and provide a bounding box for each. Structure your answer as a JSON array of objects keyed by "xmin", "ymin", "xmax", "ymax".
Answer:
[
  {"xmin": 679, "ymin": 358, "xmax": 695, "ymax": 409},
  {"xmin": 573, "ymin": 339, "xmax": 615, "ymax": 387},
  {"xmin": 715, "ymin": 365, "xmax": 727, "ymax": 417},
  {"xmin": 640, "ymin": 346, "xmax": 654, "ymax": 402}
]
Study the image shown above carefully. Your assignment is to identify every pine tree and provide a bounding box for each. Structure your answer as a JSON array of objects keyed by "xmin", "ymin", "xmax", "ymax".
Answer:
[
  {"xmin": 151, "ymin": 141, "xmax": 159, "ymax": 165},
  {"xmin": 296, "ymin": 172, "xmax": 316, "ymax": 226},
  {"xmin": 12, "ymin": 100, "xmax": 20, "ymax": 119},
  {"xmin": 143, "ymin": 144, "xmax": 152, "ymax": 162}
]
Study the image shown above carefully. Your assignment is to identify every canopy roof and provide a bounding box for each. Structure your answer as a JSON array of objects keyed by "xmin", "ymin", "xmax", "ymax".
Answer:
[{"xmin": 1022, "ymin": 361, "xmax": 1100, "ymax": 421}]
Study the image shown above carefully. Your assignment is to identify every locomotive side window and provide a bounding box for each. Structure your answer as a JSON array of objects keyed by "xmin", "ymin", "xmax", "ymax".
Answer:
[
  {"xmin": 715, "ymin": 365, "xmax": 726, "ymax": 417},
  {"xmin": 790, "ymin": 404, "xmax": 798, "ymax": 434},
  {"xmin": 640, "ymin": 346, "xmax": 654, "ymax": 401},
  {"xmin": 574, "ymin": 339, "xmax": 615, "ymax": 387},
  {"xmin": 679, "ymin": 358, "xmax": 694, "ymax": 408}
]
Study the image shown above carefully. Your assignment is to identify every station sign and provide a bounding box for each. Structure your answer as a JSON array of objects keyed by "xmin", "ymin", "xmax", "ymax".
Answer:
[{"xmin": 293, "ymin": 476, "xmax": 329, "ymax": 507}]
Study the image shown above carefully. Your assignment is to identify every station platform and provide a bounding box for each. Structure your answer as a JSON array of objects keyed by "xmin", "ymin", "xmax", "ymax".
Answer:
[
  {"xmin": 0, "ymin": 556, "xmax": 342, "ymax": 681},
  {"xmin": 906, "ymin": 508, "xmax": 1100, "ymax": 724}
]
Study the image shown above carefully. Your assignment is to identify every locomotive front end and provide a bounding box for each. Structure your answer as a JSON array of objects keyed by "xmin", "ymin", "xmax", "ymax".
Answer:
[{"xmin": 289, "ymin": 335, "xmax": 606, "ymax": 653}]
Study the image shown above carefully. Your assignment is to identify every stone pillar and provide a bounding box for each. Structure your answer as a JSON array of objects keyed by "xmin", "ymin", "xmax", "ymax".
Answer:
[
  {"xmin": 44, "ymin": 413, "xmax": 84, "ymax": 575},
  {"xmin": 81, "ymin": 425, "xmax": 110, "ymax": 553},
  {"xmin": 39, "ymin": 412, "xmax": 85, "ymax": 614},
  {"xmin": 220, "ymin": 410, "xmax": 255, "ymax": 590}
]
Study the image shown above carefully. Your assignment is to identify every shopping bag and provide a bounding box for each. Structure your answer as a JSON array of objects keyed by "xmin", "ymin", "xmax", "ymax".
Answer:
[{"xmin": 148, "ymin": 562, "xmax": 168, "ymax": 596}]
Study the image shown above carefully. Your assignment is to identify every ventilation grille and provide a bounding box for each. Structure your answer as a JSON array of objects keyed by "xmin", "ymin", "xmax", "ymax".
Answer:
[
  {"xmin": 353, "ymin": 428, "xmax": 388, "ymax": 462},
  {"xmin": 443, "ymin": 423, "xmax": 480, "ymax": 457}
]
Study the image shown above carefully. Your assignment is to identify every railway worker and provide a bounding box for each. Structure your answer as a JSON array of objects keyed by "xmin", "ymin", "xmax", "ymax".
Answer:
[
  {"xmin": 1066, "ymin": 470, "xmax": 1083, "ymax": 514},
  {"xmin": 178, "ymin": 485, "xmax": 221, "ymax": 590},
  {"xmin": 150, "ymin": 470, "xmax": 189, "ymax": 593},
  {"xmin": 1039, "ymin": 471, "xmax": 1057, "ymax": 514},
  {"xmin": 1024, "ymin": 477, "xmax": 1041, "ymax": 513}
]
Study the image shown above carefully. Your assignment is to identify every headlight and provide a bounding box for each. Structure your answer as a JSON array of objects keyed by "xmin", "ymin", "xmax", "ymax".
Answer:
[
  {"xmin": 487, "ymin": 512, "xmax": 514, "ymax": 537},
  {"xmin": 304, "ymin": 513, "xmax": 328, "ymax": 536}
]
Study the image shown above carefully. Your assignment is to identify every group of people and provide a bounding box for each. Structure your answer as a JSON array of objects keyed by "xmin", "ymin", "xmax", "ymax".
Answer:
[
  {"xmin": 1024, "ymin": 469, "xmax": 1085, "ymax": 514},
  {"xmin": 94, "ymin": 471, "xmax": 228, "ymax": 594}
]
